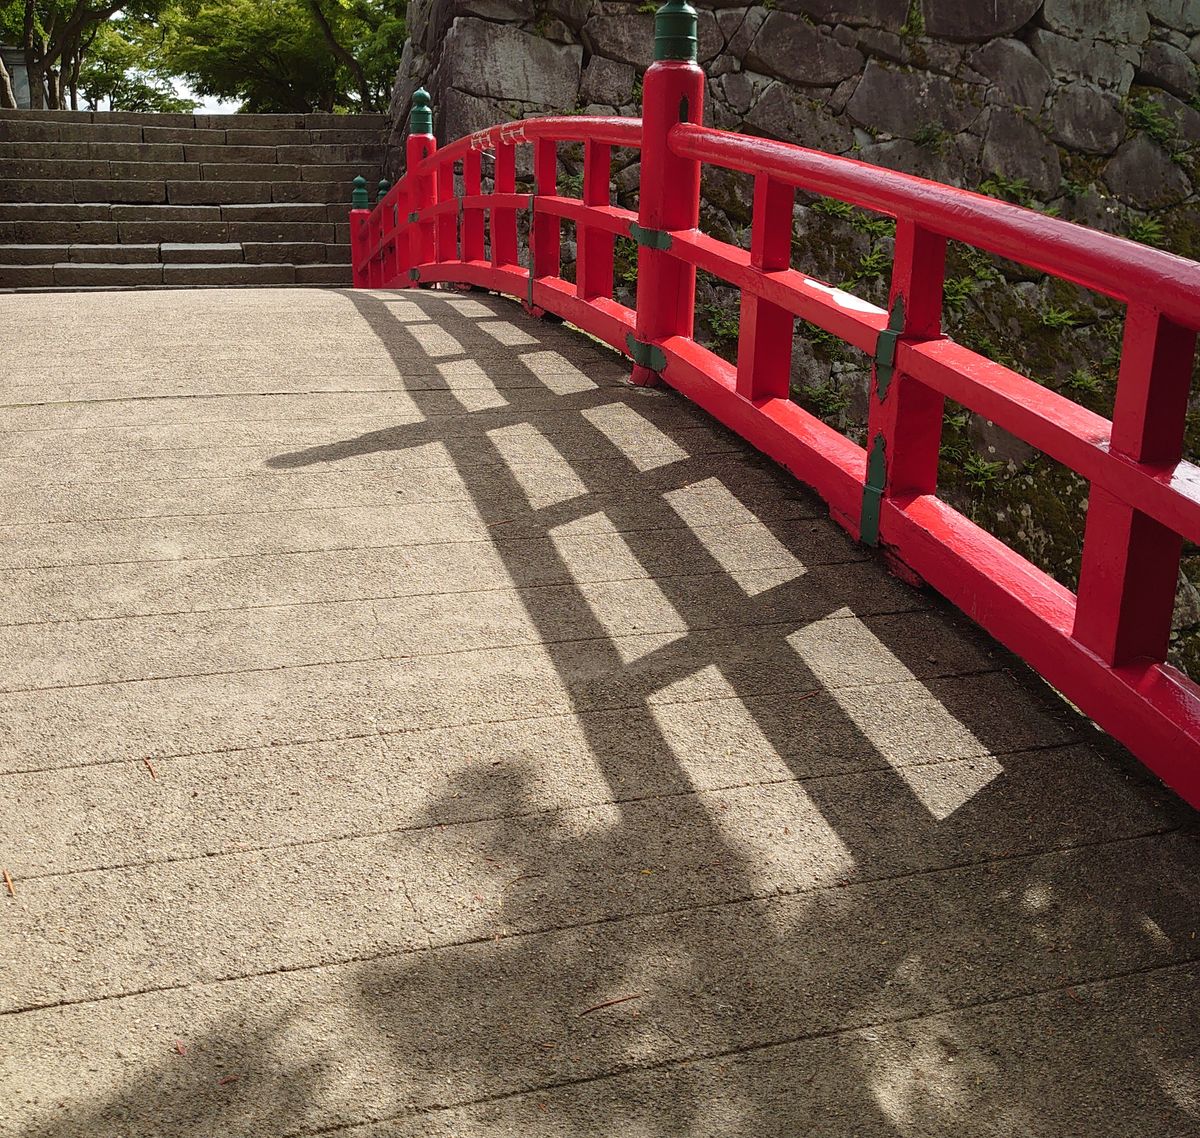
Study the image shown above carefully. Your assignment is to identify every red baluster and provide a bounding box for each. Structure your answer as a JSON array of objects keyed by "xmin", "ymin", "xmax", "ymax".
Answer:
[
  {"xmin": 531, "ymin": 138, "xmax": 559, "ymax": 303},
  {"xmin": 735, "ymin": 174, "xmax": 795, "ymax": 400},
  {"xmin": 462, "ymin": 149, "xmax": 485, "ymax": 262},
  {"xmin": 861, "ymin": 219, "xmax": 947, "ymax": 548},
  {"xmin": 492, "ymin": 142, "xmax": 519, "ymax": 267},
  {"xmin": 577, "ymin": 139, "xmax": 613, "ymax": 301},
  {"xmin": 436, "ymin": 158, "xmax": 457, "ymax": 264},
  {"xmin": 1073, "ymin": 306, "xmax": 1197, "ymax": 665}
]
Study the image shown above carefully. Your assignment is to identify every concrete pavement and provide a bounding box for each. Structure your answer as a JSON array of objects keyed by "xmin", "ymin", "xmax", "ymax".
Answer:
[{"xmin": 1, "ymin": 287, "xmax": 1197, "ymax": 1137}]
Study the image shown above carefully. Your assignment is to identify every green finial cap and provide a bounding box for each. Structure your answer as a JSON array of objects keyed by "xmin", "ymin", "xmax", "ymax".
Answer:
[
  {"xmin": 409, "ymin": 88, "xmax": 433, "ymax": 135},
  {"xmin": 654, "ymin": 0, "xmax": 697, "ymax": 62},
  {"xmin": 351, "ymin": 174, "xmax": 368, "ymax": 208},
  {"xmin": 377, "ymin": 178, "xmax": 391, "ymax": 202}
]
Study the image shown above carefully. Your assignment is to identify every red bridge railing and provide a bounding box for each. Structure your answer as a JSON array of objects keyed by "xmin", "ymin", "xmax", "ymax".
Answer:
[{"xmin": 351, "ymin": 7, "xmax": 1200, "ymax": 809}]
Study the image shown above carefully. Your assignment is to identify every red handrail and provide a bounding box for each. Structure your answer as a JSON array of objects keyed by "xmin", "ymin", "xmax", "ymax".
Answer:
[
  {"xmin": 670, "ymin": 123, "xmax": 1200, "ymax": 326},
  {"xmin": 351, "ymin": 63, "xmax": 1200, "ymax": 808}
]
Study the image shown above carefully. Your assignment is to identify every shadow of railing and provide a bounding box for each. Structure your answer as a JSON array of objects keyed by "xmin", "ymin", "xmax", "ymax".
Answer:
[{"xmin": 29, "ymin": 287, "xmax": 1199, "ymax": 1137}]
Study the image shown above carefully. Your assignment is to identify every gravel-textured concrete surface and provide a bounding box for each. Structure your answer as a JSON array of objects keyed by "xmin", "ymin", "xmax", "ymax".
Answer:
[{"xmin": 1, "ymin": 287, "xmax": 1198, "ymax": 1137}]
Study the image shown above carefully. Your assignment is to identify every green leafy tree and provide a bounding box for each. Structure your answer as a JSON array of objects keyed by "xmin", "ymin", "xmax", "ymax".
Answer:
[
  {"xmin": 0, "ymin": 0, "xmax": 169, "ymax": 108},
  {"xmin": 78, "ymin": 17, "xmax": 196, "ymax": 110},
  {"xmin": 161, "ymin": 0, "xmax": 404, "ymax": 113}
]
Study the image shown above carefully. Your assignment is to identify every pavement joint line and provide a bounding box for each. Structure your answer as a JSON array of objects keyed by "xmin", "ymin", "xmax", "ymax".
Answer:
[
  {"xmin": 0, "ymin": 663, "xmax": 1009, "ymax": 779},
  {"xmin": 0, "ymin": 414, "xmax": 729, "ymax": 458},
  {"xmin": 0, "ymin": 515, "xmax": 833, "ymax": 572},
  {"xmin": 0, "ymin": 450, "xmax": 796, "ymax": 502},
  {"xmin": 278, "ymin": 957, "xmax": 1200, "ymax": 1138},
  {"xmin": 0, "ymin": 386, "xmax": 671, "ymax": 435},
  {"xmin": 0, "ymin": 741, "xmax": 1134, "ymax": 887},
  {"xmin": 4, "ymin": 866, "xmax": 1196, "ymax": 1023},
  {"xmin": 0, "ymin": 603, "xmax": 938, "ymax": 696},
  {"xmin": 0, "ymin": 378, "xmax": 629, "ymax": 404},
  {"xmin": 0, "ymin": 391, "xmax": 703, "ymax": 438},
  {"xmin": 0, "ymin": 556, "xmax": 874, "ymax": 630}
]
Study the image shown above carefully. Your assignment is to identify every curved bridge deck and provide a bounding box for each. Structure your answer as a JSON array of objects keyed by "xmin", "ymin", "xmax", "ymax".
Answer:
[{"xmin": 1, "ymin": 287, "xmax": 1198, "ymax": 1137}]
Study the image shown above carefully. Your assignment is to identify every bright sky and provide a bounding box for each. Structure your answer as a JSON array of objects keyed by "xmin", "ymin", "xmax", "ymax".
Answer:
[{"xmin": 173, "ymin": 78, "xmax": 237, "ymax": 114}]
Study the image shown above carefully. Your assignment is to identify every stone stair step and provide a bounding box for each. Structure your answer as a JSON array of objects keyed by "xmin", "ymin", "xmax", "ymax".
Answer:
[
  {"xmin": 0, "ymin": 120, "xmax": 142, "ymax": 143},
  {"xmin": 0, "ymin": 243, "xmax": 66, "ymax": 264},
  {"xmin": 0, "ymin": 242, "xmax": 167, "ymax": 265},
  {"xmin": 273, "ymin": 143, "xmax": 384, "ymax": 164},
  {"xmin": 0, "ymin": 140, "xmax": 187, "ymax": 162},
  {"xmin": 124, "ymin": 220, "xmax": 341, "ymax": 243},
  {"xmin": 0, "ymin": 203, "xmax": 113, "ymax": 221},
  {"xmin": 0, "ymin": 107, "xmax": 95, "ymax": 122},
  {"xmin": 110, "ymin": 204, "xmax": 222, "ymax": 221},
  {"xmin": 294, "ymin": 262, "xmax": 352, "ymax": 285},
  {"xmin": 270, "ymin": 181, "xmax": 358, "ymax": 204},
  {"xmin": 220, "ymin": 203, "xmax": 335, "ymax": 222},
  {"xmin": 0, "ymin": 264, "xmax": 55, "ymax": 287},
  {"xmin": 0, "ymin": 219, "xmax": 342, "ymax": 243},
  {"xmin": 159, "ymin": 243, "xmax": 244, "ymax": 264},
  {"xmin": 3, "ymin": 158, "xmax": 113, "ymax": 179},
  {"xmin": 166, "ymin": 180, "xmax": 274, "ymax": 205},
  {"xmin": 69, "ymin": 243, "xmax": 162, "ymax": 263},
  {"xmin": 0, "ymin": 109, "xmax": 385, "ymax": 129},
  {"xmin": 162, "ymin": 262, "xmax": 296, "ymax": 286},
  {"xmin": 0, "ymin": 180, "xmax": 359, "ymax": 206},
  {"xmin": 241, "ymin": 241, "xmax": 334, "ymax": 265},
  {"xmin": 0, "ymin": 119, "xmax": 384, "ymax": 148},
  {"xmin": 52, "ymin": 262, "xmax": 166, "ymax": 287}
]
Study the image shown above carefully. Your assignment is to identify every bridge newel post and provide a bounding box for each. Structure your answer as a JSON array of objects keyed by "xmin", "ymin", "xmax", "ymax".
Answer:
[
  {"xmin": 406, "ymin": 88, "xmax": 438, "ymax": 287},
  {"xmin": 349, "ymin": 175, "xmax": 371, "ymax": 288},
  {"xmin": 628, "ymin": 0, "xmax": 705, "ymax": 386}
]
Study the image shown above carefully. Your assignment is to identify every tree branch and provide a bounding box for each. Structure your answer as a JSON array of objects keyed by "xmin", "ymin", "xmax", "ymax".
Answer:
[{"xmin": 304, "ymin": 0, "xmax": 372, "ymax": 111}]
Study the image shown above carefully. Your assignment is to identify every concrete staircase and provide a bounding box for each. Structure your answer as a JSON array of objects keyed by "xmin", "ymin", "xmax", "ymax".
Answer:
[{"xmin": 0, "ymin": 109, "xmax": 385, "ymax": 290}]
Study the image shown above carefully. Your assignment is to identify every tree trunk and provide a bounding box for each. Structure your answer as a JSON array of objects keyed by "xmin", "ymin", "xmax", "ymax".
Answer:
[
  {"xmin": 0, "ymin": 55, "xmax": 17, "ymax": 109},
  {"xmin": 45, "ymin": 65, "xmax": 59, "ymax": 109},
  {"xmin": 22, "ymin": 0, "xmax": 43, "ymax": 108},
  {"xmin": 305, "ymin": 0, "xmax": 373, "ymax": 111},
  {"xmin": 68, "ymin": 34, "xmax": 81, "ymax": 109}
]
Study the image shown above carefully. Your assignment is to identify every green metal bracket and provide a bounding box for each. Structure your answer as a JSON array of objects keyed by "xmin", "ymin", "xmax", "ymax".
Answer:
[
  {"xmin": 408, "ymin": 211, "xmax": 419, "ymax": 223},
  {"xmin": 860, "ymin": 433, "xmax": 887, "ymax": 548},
  {"xmin": 409, "ymin": 88, "xmax": 433, "ymax": 135},
  {"xmin": 626, "ymin": 333, "xmax": 667, "ymax": 372},
  {"xmin": 873, "ymin": 295, "xmax": 905, "ymax": 400},
  {"xmin": 409, "ymin": 267, "xmax": 420, "ymax": 283},
  {"xmin": 654, "ymin": 0, "xmax": 698, "ymax": 62},
  {"xmin": 351, "ymin": 175, "xmax": 369, "ymax": 209},
  {"xmin": 393, "ymin": 203, "xmax": 398, "ymax": 227},
  {"xmin": 629, "ymin": 222, "xmax": 672, "ymax": 250}
]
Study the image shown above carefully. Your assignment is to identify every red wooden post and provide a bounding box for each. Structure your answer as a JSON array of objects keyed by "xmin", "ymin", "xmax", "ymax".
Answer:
[
  {"xmin": 367, "ymin": 206, "xmax": 383, "ymax": 288},
  {"xmin": 405, "ymin": 89, "xmax": 437, "ymax": 283},
  {"xmin": 577, "ymin": 139, "xmax": 614, "ymax": 300},
  {"xmin": 462, "ymin": 148, "xmax": 485, "ymax": 262},
  {"xmin": 349, "ymin": 175, "xmax": 370, "ymax": 288},
  {"xmin": 860, "ymin": 218, "xmax": 947, "ymax": 547},
  {"xmin": 1073, "ymin": 305, "xmax": 1197, "ymax": 665},
  {"xmin": 531, "ymin": 137, "xmax": 559, "ymax": 301},
  {"xmin": 492, "ymin": 142, "xmax": 519, "ymax": 267},
  {"xmin": 436, "ymin": 157, "xmax": 457, "ymax": 263},
  {"xmin": 628, "ymin": 0, "xmax": 705, "ymax": 386},
  {"xmin": 735, "ymin": 174, "xmax": 794, "ymax": 399}
]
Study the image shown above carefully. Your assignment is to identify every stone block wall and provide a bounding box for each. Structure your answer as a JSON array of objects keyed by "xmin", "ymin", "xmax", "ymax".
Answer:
[{"xmin": 386, "ymin": 0, "xmax": 1200, "ymax": 673}]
